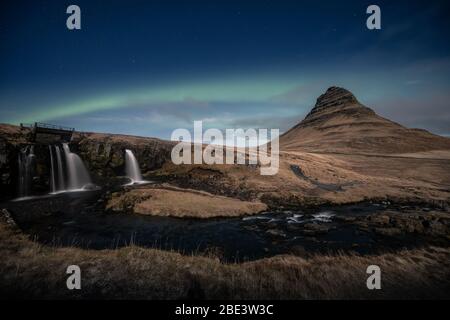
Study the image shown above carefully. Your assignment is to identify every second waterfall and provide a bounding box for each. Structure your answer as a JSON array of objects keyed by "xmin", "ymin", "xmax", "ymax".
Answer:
[{"xmin": 124, "ymin": 149, "xmax": 147, "ymax": 185}]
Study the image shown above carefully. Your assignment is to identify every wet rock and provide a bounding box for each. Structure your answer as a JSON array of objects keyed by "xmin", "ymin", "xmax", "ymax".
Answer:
[
  {"xmin": 83, "ymin": 183, "xmax": 98, "ymax": 191},
  {"xmin": 1, "ymin": 173, "xmax": 10, "ymax": 185},
  {"xmin": 0, "ymin": 208, "xmax": 17, "ymax": 227},
  {"xmin": 374, "ymin": 227, "xmax": 402, "ymax": 237},
  {"xmin": 334, "ymin": 215, "xmax": 356, "ymax": 223},
  {"xmin": 286, "ymin": 223, "xmax": 302, "ymax": 231},
  {"xmin": 243, "ymin": 225, "xmax": 260, "ymax": 232},
  {"xmin": 391, "ymin": 217, "xmax": 425, "ymax": 233},
  {"xmin": 265, "ymin": 221, "xmax": 281, "ymax": 228},
  {"xmin": 266, "ymin": 229, "xmax": 287, "ymax": 238},
  {"xmin": 355, "ymin": 221, "xmax": 370, "ymax": 229},
  {"xmin": 425, "ymin": 220, "xmax": 447, "ymax": 236},
  {"xmin": 290, "ymin": 245, "xmax": 307, "ymax": 256},
  {"xmin": 302, "ymin": 223, "xmax": 330, "ymax": 235},
  {"xmin": 367, "ymin": 214, "xmax": 390, "ymax": 225}
]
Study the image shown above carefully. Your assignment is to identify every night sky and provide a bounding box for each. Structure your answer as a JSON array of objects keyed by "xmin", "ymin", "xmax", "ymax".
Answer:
[{"xmin": 1, "ymin": 0, "xmax": 450, "ymax": 138}]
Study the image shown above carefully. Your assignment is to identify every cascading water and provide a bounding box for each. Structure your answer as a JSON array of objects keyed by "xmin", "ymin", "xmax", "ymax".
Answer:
[
  {"xmin": 49, "ymin": 145, "xmax": 66, "ymax": 193},
  {"xmin": 16, "ymin": 143, "xmax": 96, "ymax": 200},
  {"xmin": 62, "ymin": 143, "xmax": 92, "ymax": 190},
  {"xmin": 55, "ymin": 145, "xmax": 65, "ymax": 190},
  {"xmin": 17, "ymin": 145, "xmax": 35, "ymax": 198},
  {"xmin": 49, "ymin": 145, "xmax": 57, "ymax": 193},
  {"xmin": 124, "ymin": 149, "xmax": 145, "ymax": 184}
]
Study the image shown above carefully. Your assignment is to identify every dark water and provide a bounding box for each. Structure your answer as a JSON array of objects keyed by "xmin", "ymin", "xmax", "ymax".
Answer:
[{"xmin": 2, "ymin": 190, "xmax": 443, "ymax": 262}]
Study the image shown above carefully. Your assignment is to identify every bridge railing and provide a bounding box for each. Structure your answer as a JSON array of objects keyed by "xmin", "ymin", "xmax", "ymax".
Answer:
[
  {"xmin": 34, "ymin": 122, "xmax": 75, "ymax": 132},
  {"xmin": 20, "ymin": 123, "xmax": 34, "ymax": 129}
]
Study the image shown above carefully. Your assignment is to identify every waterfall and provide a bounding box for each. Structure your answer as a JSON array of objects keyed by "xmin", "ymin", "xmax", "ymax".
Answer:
[
  {"xmin": 49, "ymin": 145, "xmax": 56, "ymax": 193},
  {"xmin": 16, "ymin": 143, "xmax": 95, "ymax": 199},
  {"xmin": 62, "ymin": 143, "xmax": 92, "ymax": 190},
  {"xmin": 17, "ymin": 145, "xmax": 35, "ymax": 198},
  {"xmin": 125, "ymin": 149, "xmax": 144, "ymax": 183},
  {"xmin": 55, "ymin": 145, "xmax": 65, "ymax": 190},
  {"xmin": 49, "ymin": 145, "xmax": 66, "ymax": 192}
]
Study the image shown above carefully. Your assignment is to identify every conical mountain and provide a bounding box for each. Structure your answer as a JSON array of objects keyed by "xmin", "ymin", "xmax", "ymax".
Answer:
[{"xmin": 280, "ymin": 86, "xmax": 450, "ymax": 154}]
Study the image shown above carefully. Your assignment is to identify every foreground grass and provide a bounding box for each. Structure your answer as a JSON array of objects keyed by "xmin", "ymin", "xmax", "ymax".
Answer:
[{"xmin": 1, "ymin": 219, "xmax": 449, "ymax": 299}]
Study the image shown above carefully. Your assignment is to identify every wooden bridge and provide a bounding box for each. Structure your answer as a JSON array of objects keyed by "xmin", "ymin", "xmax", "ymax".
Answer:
[{"xmin": 20, "ymin": 122, "xmax": 75, "ymax": 143}]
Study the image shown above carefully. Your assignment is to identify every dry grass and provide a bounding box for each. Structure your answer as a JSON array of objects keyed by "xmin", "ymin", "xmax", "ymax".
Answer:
[
  {"xmin": 1, "ymin": 219, "xmax": 449, "ymax": 300},
  {"xmin": 156, "ymin": 149, "xmax": 450, "ymax": 209},
  {"xmin": 106, "ymin": 185, "xmax": 267, "ymax": 218}
]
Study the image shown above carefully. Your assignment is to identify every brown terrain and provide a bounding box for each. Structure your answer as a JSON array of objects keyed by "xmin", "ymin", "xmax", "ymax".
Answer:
[
  {"xmin": 106, "ymin": 184, "xmax": 267, "ymax": 218},
  {"xmin": 1, "ymin": 86, "xmax": 449, "ymax": 299},
  {"xmin": 137, "ymin": 86, "xmax": 450, "ymax": 215}
]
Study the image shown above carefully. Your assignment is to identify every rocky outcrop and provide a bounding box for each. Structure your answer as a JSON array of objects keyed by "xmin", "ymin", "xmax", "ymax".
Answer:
[
  {"xmin": 0, "ymin": 208, "xmax": 17, "ymax": 228},
  {"xmin": 71, "ymin": 132, "xmax": 175, "ymax": 183},
  {"xmin": 0, "ymin": 137, "xmax": 16, "ymax": 198},
  {"xmin": 303, "ymin": 86, "xmax": 372, "ymax": 123},
  {"xmin": 0, "ymin": 124, "xmax": 175, "ymax": 199},
  {"xmin": 351, "ymin": 210, "xmax": 450, "ymax": 239},
  {"xmin": 0, "ymin": 124, "xmax": 43, "ymax": 199}
]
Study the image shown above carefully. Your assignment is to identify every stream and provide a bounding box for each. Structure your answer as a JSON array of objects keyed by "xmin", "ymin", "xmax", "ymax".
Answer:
[{"xmin": 2, "ymin": 189, "xmax": 448, "ymax": 262}]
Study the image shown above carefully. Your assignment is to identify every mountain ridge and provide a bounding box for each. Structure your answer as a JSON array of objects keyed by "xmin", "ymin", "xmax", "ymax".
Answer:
[{"xmin": 280, "ymin": 86, "xmax": 450, "ymax": 154}]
